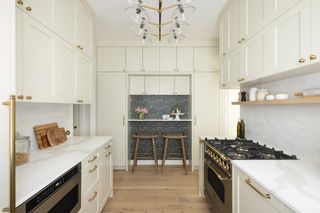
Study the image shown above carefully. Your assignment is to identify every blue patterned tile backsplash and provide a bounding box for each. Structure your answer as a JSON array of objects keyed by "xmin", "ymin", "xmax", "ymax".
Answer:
[{"xmin": 129, "ymin": 95, "xmax": 192, "ymax": 160}]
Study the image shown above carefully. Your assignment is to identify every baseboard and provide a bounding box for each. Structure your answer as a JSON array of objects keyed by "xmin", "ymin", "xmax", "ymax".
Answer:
[
  {"xmin": 113, "ymin": 166, "xmax": 126, "ymax": 170},
  {"xmin": 129, "ymin": 160, "xmax": 190, "ymax": 165}
]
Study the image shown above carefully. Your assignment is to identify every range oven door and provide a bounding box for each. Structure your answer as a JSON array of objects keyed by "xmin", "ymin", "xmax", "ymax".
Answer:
[
  {"xmin": 16, "ymin": 163, "xmax": 81, "ymax": 213},
  {"xmin": 204, "ymin": 157, "xmax": 232, "ymax": 213}
]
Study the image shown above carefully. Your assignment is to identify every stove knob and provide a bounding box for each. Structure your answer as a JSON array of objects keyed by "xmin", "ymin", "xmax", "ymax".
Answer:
[{"xmin": 225, "ymin": 164, "xmax": 230, "ymax": 171}]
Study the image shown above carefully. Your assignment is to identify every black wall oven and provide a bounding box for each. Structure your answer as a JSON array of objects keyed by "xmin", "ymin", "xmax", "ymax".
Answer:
[{"xmin": 17, "ymin": 163, "xmax": 81, "ymax": 213}]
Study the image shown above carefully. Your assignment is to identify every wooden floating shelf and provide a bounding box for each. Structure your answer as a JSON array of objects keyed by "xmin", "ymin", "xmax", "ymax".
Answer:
[
  {"xmin": 232, "ymin": 96, "xmax": 320, "ymax": 105},
  {"xmin": 128, "ymin": 119, "xmax": 192, "ymax": 122}
]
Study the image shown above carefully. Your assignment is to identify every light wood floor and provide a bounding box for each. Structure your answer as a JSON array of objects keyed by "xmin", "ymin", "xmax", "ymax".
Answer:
[{"xmin": 102, "ymin": 166, "xmax": 210, "ymax": 213}]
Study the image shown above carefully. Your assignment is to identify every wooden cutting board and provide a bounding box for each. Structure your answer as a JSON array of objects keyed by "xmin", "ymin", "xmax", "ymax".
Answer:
[
  {"xmin": 34, "ymin": 123, "xmax": 58, "ymax": 149},
  {"xmin": 47, "ymin": 127, "xmax": 67, "ymax": 147}
]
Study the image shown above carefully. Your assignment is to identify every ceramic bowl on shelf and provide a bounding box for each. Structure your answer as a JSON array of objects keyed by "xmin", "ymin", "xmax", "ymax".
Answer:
[
  {"xmin": 275, "ymin": 94, "xmax": 289, "ymax": 100},
  {"xmin": 162, "ymin": 114, "xmax": 170, "ymax": 120},
  {"xmin": 266, "ymin": 95, "xmax": 275, "ymax": 100}
]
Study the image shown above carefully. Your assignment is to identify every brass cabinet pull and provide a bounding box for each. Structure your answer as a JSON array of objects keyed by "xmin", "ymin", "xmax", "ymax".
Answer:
[
  {"xmin": 238, "ymin": 40, "xmax": 242, "ymax": 44},
  {"xmin": 241, "ymin": 38, "xmax": 246, "ymax": 41},
  {"xmin": 245, "ymin": 178, "xmax": 271, "ymax": 199},
  {"xmin": 88, "ymin": 155, "xmax": 97, "ymax": 163},
  {"xmin": 77, "ymin": 45, "xmax": 81, "ymax": 49},
  {"xmin": 25, "ymin": 6, "xmax": 32, "ymax": 11},
  {"xmin": 25, "ymin": 96, "xmax": 32, "ymax": 100},
  {"xmin": 89, "ymin": 165, "xmax": 98, "ymax": 173},
  {"xmin": 123, "ymin": 115, "xmax": 125, "ymax": 126},
  {"xmin": 77, "ymin": 100, "xmax": 84, "ymax": 103},
  {"xmin": 105, "ymin": 152, "xmax": 111, "ymax": 158},
  {"xmin": 88, "ymin": 191, "xmax": 98, "ymax": 202},
  {"xmin": 310, "ymin": 54, "xmax": 317, "ymax": 60},
  {"xmin": 17, "ymin": 95, "xmax": 24, "ymax": 100},
  {"xmin": 222, "ymin": 84, "xmax": 226, "ymax": 87},
  {"xmin": 80, "ymin": 47, "xmax": 84, "ymax": 50},
  {"xmin": 17, "ymin": 0, "xmax": 23, "ymax": 5},
  {"xmin": 299, "ymin": 58, "xmax": 306, "ymax": 63},
  {"xmin": 238, "ymin": 78, "xmax": 245, "ymax": 82},
  {"xmin": 105, "ymin": 144, "xmax": 112, "ymax": 150},
  {"xmin": 223, "ymin": 53, "xmax": 226, "ymax": 56}
]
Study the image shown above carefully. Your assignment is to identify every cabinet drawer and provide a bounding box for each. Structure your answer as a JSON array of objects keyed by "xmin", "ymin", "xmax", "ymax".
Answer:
[
  {"xmin": 81, "ymin": 179, "xmax": 100, "ymax": 213},
  {"xmin": 102, "ymin": 143, "xmax": 112, "ymax": 154},
  {"xmin": 82, "ymin": 151, "xmax": 99, "ymax": 169},
  {"xmin": 82, "ymin": 162, "xmax": 99, "ymax": 193}
]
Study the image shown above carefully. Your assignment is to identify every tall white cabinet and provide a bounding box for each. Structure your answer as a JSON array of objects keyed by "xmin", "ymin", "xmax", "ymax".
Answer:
[{"xmin": 96, "ymin": 74, "xmax": 127, "ymax": 169}]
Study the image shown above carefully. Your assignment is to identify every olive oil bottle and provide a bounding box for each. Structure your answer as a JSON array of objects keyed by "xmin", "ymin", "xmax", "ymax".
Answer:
[
  {"xmin": 237, "ymin": 119, "xmax": 246, "ymax": 139},
  {"xmin": 237, "ymin": 119, "xmax": 241, "ymax": 138}
]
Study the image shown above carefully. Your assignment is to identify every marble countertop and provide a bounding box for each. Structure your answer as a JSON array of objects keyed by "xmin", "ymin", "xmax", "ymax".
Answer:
[
  {"xmin": 16, "ymin": 136, "xmax": 113, "ymax": 207},
  {"xmin": 233, "ymin": 160, "xmax": 320, "ymax": 212}
]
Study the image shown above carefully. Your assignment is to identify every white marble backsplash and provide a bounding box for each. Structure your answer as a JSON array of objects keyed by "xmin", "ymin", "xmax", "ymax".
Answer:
[
  {"xmin": 16, "ymin": 103, "xmax": 73, "ymax": 151},
  {"xmin": 241, "ymin": 72, "xmax": 320, "ymax": 161}
]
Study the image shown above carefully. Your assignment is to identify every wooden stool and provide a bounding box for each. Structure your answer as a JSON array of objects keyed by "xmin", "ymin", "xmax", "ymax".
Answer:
[
  {"xmin": 132, "ymin": 133, "xmax": 158, "ymax": 174},
  {"xmin": 162, "ymin": 133, "xmax": 188, "ymax": 175}
]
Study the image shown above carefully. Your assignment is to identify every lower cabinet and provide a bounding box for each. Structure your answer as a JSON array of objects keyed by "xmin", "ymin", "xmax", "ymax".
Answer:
[
  {"xmin": 80, "ymin": 142, "xmax": 113, "ymax": 213},
  {"xmin": 233, "ymin": 166, "xmax": 294, "ymax": 213}
]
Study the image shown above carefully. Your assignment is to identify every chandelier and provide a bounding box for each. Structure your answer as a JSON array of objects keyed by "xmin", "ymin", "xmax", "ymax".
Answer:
[{"xmin": 125, "ymin": 0, "xmax": 196, "ymax": 44}]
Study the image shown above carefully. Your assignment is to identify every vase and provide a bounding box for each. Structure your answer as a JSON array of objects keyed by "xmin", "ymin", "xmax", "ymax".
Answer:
[{"xmin": 138, "ymin": 112, "xmax": 144, "ymax": 120}]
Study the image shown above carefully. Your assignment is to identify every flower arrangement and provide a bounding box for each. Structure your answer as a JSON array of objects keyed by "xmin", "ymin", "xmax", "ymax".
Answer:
[{"xmin": 135, "ymin": 106, "xmax": 148, "ymax": 120}]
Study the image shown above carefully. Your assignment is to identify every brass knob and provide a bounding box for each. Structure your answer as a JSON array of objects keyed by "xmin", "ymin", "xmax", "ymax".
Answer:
[
  {"xmin": 17, "ymin": 95, "xmax": 24, "ymax": 100},
  {"xmin": 77, "ymin": 100, "xmax": 84, "ymax": 103},
  {"xmin": 222, "ymin": 84, "xmax": 226, "ymax": 87},
  {"xmin": 223, "ymin": 53, "xmax": 226, "ymax": 56},
  {"xmin": 238, "ymin": 40, "xmax": 242, "ymax": 44},
  {"xmin": 241, "ymin": 38, "xmax": 246, "ymax": 41},
  {"xmin": 299, "ymin": 58, "xmax": 306, "ymax": 63},
  {"xmin": 17, "ymin": 0, "xmax": 23, "ymax": 5},
  {"xmin": 80, "ymin": 47, "xmax": 84, "ymax": 50},
  {"xmin": 25, "ymin": 6, "xmax": 32, "ymax": 11},
  {"xmin": 310, "ymin": 54, "xmax": 317, "ymax": 60},
  {"xmin": 77, "ymin": 45, "xmax": 81, "ymax": 49},
  {"xmin": 238, "ymin": 78, "xmax": 245, "ymax": 82},
  {"xmin": 25, "ymin": 96, "xmax": 32, "ymax": 100}
]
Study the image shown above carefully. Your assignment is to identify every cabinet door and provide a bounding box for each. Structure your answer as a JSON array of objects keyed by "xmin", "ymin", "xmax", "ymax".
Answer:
[
  {"xmin": 220, "ymin": 11, "xmax": 229, "ymax": 55},
  {"xmin": 54, "ymin": 39, "xmax": 76, "ymax": 103},
  {"xmin": 75, "ymin": 53, "xmax": 91, "ymax": 104},
  {"xmin": 174, "ymin": 76, "xmax": 190, "ymax": 95},
  {"xmin": 159, "ymin": 76, "xmax": 175, "ymax": 95},
  {"xmin": 145, "ymin": 76, "xmax": 159, "ymax": 95},
  {"xmin": 265, "ymin": 1, "xmax": 309, "ymax": 74},
  {"xmin": 76, "ymin": 0, "xmax": 92, "ymax": 57},
  {"xmin": 97, "ymin": 47, "xmax": 126, "ymax": 72},
  {"xmin": 129, "ymin": 76, "xmax": 145, "ymax": 95},
  {"xmin": 53, "ymin": 0, "xmax": 75, "ymax": 44},
  {"xmin": 96, "ymin": 74, "xmax": 126, "ymax": 168},
  {"xmin": 229, "ymin": 0, "xmax": 241, "ymax": 50},
  {"xmin": 16, "ymin": 7, "xmax": 23, "ymax": 99},
  {"xmin": 99, "ymin": 149, "xmax": 112, "ymax": 210},
  {"xmin": 177, "ymin": 47, "xmax": 194, "ymax": 72},
  {"xmin": 194, "ymin": 47, "xmax": 219, "ymax": 72},
  {"xmin": 23, "ymin": 13, "xmax": 54, "ymax": 102},
  {"xmin": 160, "ymin": 47, "xmax": 177, "ymax": 72},
  {"xmin": 24, "ymin": 0, "xmax": 54, "ymax": 28},
  {"xmin": 143, "ymin": 47, "xmax": 159, "ymax": 72},
  {"xmin": 243, "ymin": 0, "xmax": 264, "ymax": 38},
  {"xmin": 310, "ymin": 0, "xmax": 320, "ymax": 64},
  {"xmin": 126, "ymin": 47, "xmax": 143, "ymax": 72},
  {"xmin": 220, "ymin": 57, "xmax": 229, "ymax": 88},
  {"xmin": 227, "ymin": 48, "xmax": 242, "ymax": 87},
  {"xmin": 193, "ymin": 73, "xmax": 220, "ymax": 167}
]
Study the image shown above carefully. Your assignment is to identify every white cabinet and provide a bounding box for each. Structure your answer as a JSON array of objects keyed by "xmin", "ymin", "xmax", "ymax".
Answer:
[
  {"xmin": 53, "ymin": 0, "xmax": 75, "ymax": 44},
  {"xmin": 23, "ymin": 0, "xmax": 54, "ymax": 28},
  {"xmin": 160, "ymin": 47, "xmax": 177, "ymax": 72},
  {"xmin": 229, "ymin": 0, "xmax": 242, "ymax": 50},
  {"xmin": 219, "ymin": 11, "xmax": 229, "ymax": 56},
  {"xmin": 194, "ymin": 47, "xmax": 219, "ymax": 72},
  {"xmin": 310, "ymin": 0, "xmax": 320, "ymax": 64},
  {"xmin": 227, "ymin": 48, "xmax": 242, "ymax": 87},
  {"xmin": 97, "ymin": 74, "xmax": 126, "ymax": 169},
  {"xmin": 129, "ymin": 76, "xmax": 145, "ymax": 95},
  {"xmin": 99, "ymin": 144, "xmax": 112, "ymax": 211},
  {"xmin": 220, "ymin": 57, "xmax": 229, "ymax": 88},
  {"xmin": 177, "ymin": 47, "xmax": 194, "ymax": 72},
  {"xmin": 145, "ymin": 76, "xmax": 160, "ymax": 95},
  {"xmin": 233, "ymin": 166, "xmax": 294, "ymax": 213},
  {"xmin": 159, "ymin": 76, "xmax": 175, "ymax": 95},
  {"xmin": 174, "ymin": 76, "xmax": 190, "ymax": 95},
  {"xmin": 193, "ymin": 73, "xmax": 220, "ymax": 167},
  {"xmin": 76, "ymin": 0, "xmax": 93, "ymax": 57},
  {"xmin": 54, "ymin": 39, "xmax": 76, "ymax": 103},
  {"xmin": 126, "ymin": 47, "xmax": 143, "ymax": 72},
  {"xmin": 143, "ymin": 47, "xmax": 159, "ymax": 72},
  {"xmin": 22, "ymin": 13, "xmax": 54, "ymax": 102},
  {"xmin": 97, "ymin": 47, "xmax": 126, "ymax": 72},
  {"xmin": 75, "ymin": 53, "xmax": 92, "ymax": 104}
]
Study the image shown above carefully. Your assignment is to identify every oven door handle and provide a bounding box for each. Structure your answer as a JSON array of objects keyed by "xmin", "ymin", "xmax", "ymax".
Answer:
[{"xmin": 204, "ymin": 159, "xmax": 229, "ymax": 181}]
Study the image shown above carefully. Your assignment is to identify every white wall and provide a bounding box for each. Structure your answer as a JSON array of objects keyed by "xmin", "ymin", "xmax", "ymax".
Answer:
[
  {"xmin": 241, "ymin": 72, "xmax": 320, "ymax": 161},
  {"xmin": 16, "ymin": 103, "xmax": 73, "ymax": 151}
]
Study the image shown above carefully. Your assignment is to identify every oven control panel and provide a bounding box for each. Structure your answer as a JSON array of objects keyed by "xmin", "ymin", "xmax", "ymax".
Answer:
[{"xmin": 205, "ymin": 145, "xmax": 231, "ymax": 174}]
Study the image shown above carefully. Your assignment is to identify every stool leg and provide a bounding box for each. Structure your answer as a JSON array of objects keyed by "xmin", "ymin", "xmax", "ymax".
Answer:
[
  {"xmin": 181, "ymin": 138, "xmax": 188, "ymax": 175},
  {"xmin": 132, "ymin": 138, "xmax": 140, "ymax": 174},
  {"xmin": 152, "ymin": 137, "xmax": 158, "ymax": 174},
  {"xmin": 161, "ymin": 138, "xmax": 168, "ymax": 174}
]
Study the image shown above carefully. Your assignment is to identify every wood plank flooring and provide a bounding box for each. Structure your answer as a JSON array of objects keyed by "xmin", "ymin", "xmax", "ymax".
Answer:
[{"xmin": 102, "ymin": 166, "xmax": 210, "ymax": 213}]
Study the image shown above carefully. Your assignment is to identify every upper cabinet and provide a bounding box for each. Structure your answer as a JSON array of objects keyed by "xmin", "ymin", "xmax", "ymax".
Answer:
[
  {"xmin": 160, "ymin": 47, "xmax": 177, "ymax": 72},
  {"xmin": 228, "ymin": 0, "xmax": 242, "ymax": 51},
  {"xmin": 97, "ymin": 47, "xmax": 126, "ymax": 72},
  {"xmin": 22, "ymin": 0, "xmax": 54, "ymax": 28},
  {"xmin": 75, "ymin": 53, "xmax": 92, "ymax": 104},
  {"xmin": 126, "ymin": 47, "xmax": 143, "ymax": 72},
  {"xmin": 143, "ymin": 47, "xmax": 160, "ymax": 72},
  {"xmin": 177, "ymin": 47, "xmax": 194, "ymax": 72},
  {"xmin": 220, "ymin": 0, "xmax": 319, "ymax": 88},
  {"xmin": 194, "ymin": 47, "xmax": 219, "ymax": 72},
  {"xmin": 76, "ymin": 0, "xmax": 93, "ymax": 58}
]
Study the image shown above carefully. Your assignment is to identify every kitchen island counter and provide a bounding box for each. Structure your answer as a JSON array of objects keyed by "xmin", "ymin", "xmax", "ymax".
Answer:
[
  {"xmin": 233, "ymin": 160, "xmax": 320, "ymax": 212},
  {"xmin": 16, "ymin": 136, "xmax": 113, "ymax": 207}
]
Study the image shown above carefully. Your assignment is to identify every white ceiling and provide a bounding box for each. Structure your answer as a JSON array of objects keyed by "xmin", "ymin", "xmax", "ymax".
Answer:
[{"xmin": 87, "ymin": 0, "xmax": 226, "ymax": 42}]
